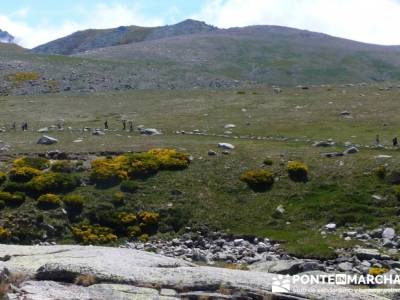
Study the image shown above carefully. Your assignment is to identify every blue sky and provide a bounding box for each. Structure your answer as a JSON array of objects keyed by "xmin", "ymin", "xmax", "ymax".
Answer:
[{"xmin": 1, "ymin": 0, "xmax": 400, "ymax": 48}]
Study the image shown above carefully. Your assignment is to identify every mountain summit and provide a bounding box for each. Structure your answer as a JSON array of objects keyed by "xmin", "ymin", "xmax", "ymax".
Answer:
[
  {"xmin": 0, "ymin": 29, "xmax": 15, "ymax": 43},
  {"xmin": 32, "ymin": 19, "xmax": 217, "ymax": 55}
]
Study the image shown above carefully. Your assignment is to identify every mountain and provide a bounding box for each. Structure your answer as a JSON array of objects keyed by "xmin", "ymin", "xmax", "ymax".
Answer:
[
  {"xmin": 0, "ymin": 29, "xmax": 15, "ymax": 43},
  {"xmin": 2, "ymin": 21, "xmax": 400, "ymax": 96},
  {"xmin": 75, "ymin": 24, "xmax": 400, "ymax": 85},
  {"xmin": 32, "ymin": 19, "xmax": 216, "ymax": 55}
]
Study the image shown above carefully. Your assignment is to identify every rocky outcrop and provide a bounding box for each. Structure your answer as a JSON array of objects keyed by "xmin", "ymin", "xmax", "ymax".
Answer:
[{"xmin": 0, "ymin": 245, "xmax": 388, "ymax": 300}]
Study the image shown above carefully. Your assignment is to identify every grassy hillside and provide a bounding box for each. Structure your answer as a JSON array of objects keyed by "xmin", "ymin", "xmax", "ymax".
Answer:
[{"xmin": 1, "ymin": 84, "xmax": 400, "ymax": 258}]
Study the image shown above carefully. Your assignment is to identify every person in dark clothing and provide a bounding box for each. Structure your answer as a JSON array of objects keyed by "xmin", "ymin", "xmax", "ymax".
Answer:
[
  {"xmin": 129, "ymin": 121, "xmax": 133, "ymax": 132},
  {"xmin": 393, "ymin": 137, "xmax": 398, "ymax": 147},
  {"xmin": 376, "ymin": 134, "xmax": 380, "ymax": 145},
  {"xmin": 12, "ymin": 122, "xmax": 16, "ymax": 130},
  {"xmin": 122, "ymin": 120, "xmax": 126, "ymax": 131},
  {"xmin": 104, "ymin": 121, "xmax": 109, "ymax": 130}
]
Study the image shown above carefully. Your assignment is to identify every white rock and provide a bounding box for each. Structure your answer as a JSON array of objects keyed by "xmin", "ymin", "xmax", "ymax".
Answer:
[
  {"xmin": 382, "ymin": 228, "xmax": 395, "ymax": 240},
  {"xmin": 325, "ymin": 223, "xmax": 336, "ymax": 231},
  {"xmin": 218, "ymin": 143, "xmax": 235, "ymax": 150}
]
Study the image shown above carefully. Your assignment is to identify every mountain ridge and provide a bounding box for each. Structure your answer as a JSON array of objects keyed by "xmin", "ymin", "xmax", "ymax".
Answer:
[{"xmin": 32, "ymin": 19, "xmax": 217, "ymax": 55}]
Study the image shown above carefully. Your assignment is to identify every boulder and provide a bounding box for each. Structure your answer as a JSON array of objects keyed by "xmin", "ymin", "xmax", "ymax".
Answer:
[
  {"xmin": 382, "ymin": 228, "xmax": 395, "ymax": 240},
  {"xmin": 344, "ymin": 147, "xmax": 359, "ymax": 154},
  {"xmin": 37, "ymin": 127, "xmax": 49, "ymax": 133},
  {"xmin": 37, "ymin": 135, "xmax": 58, "ymax": 145},
  {"xmin": 325, "ymin": 223, "xmax": 336, "ymax": 231},
  {"xmin": 313, "ymin": 141, "xmax": 335, "ymax": 147},
  {"xmin": 139, "ymin": 128, "xmax": 162, "ymax": 136},
  {"xmin": 354, "ymin": 248, "xmax": 381, "ymax": 260},
  {"xmin": 224, "ymin": 124, "xmax": 236, "ymax": 129},
  {"xmin": 218, "ymin": 143, "xmax": 235, "ymax": 150}
]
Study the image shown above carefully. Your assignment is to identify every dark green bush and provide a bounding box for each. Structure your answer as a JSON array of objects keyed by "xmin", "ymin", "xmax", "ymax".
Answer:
[
  {"xmin": 51, "ymin": 160, "xmax": 74, "ymax": 173},
  {"xmin": 263, "ymin": 158, "xmax": 274, "ymax": 166},
  {"xmin": 9, "ymin": 167, "xmax": 42, "ymax": 182},
  {"xmin": 2, "ymin": 181, "xmax": 26, "ymax": 193},
  {"xmin": 0, "ymin": 191, "xmax": 25, "ymax": 207},
  {"xmin": 27, "ymin": 173, "xmax": 80, "ymax": 194},
  {"xmin": 0, "ymin": 172, "xmax": 6, "ymax": 185},
  {"xmin": 287, "ymin": 161, "xmax": 309, "ymax": 182},
  {"xmin": 37, "ymin": 193, "xmax": 61, "ymax": 209},
  {"xmin": 240, "ymin": 169, "xmax": 275, "ymax": 191},
  {"xmin": 375, "ymin": 165, "xmax": 386, "ymax": 180},
  {"xmin": 13, "ymin": 157, "xmax": 49, "ymax": 170},
  {"xmin": 120, "ymin": 180, "xmax": 140, "ymax": 193},
  {"xmin": 0, "ymin": 200, "xmax": 4, "ymax": 210},
  {"xmin": 63, "ymin": 194, "xmax": 84, "ymax": 213}
]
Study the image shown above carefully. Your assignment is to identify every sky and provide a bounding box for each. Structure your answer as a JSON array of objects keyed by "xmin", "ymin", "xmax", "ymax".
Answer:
[{"xmin": 1, "ymin": 0, "xmax": 400, "ymax": 48}]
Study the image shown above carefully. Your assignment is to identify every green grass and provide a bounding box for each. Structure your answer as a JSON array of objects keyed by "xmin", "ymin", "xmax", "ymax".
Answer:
[{"xmin": 1, "ymin": 85, "xmax": 400, "ymax": 258}]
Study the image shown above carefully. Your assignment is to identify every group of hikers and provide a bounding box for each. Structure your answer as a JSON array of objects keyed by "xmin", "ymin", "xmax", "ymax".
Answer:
[
  {"xmin": 104, "ymin": 120, "xmax": 134, "ymax": 131},
  {"xmin": 376, "ymin": 134, "xmax": 398, "ymax": 147}
]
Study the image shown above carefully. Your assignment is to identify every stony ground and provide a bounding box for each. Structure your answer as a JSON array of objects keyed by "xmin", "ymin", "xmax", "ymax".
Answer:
[{"xmin": 0, "ymin": 244, "xmax": 391, "ymax": 300}]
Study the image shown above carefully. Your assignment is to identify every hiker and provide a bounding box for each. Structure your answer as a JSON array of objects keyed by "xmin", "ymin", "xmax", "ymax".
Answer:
[
  {"xmin": 21, "ymin": 122, "xmax": 27, "ymax": 131},
  {"xmin": 122, "ymin": 120, "xmax": 126, "ymax": 131},
  {"xmin": 376, "ymin": 134, "xmax": 380, "ymax": 145},
  {"xmin": 129, "ymin": 121, "xmax": 133, "ymax": 132},
  {"xmin": 11, "ymin": 122, "xmax": 16, "ymax": 130},
  {"xmin": 393, "ymin": 137, "xmax": 398, "ymax": 147},
  {"xmin": 104, "ymin": 121, "xmax": 109, "ymax": 130}
]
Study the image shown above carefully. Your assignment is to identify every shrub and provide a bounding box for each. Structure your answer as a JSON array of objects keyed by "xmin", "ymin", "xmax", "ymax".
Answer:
[
  {"xmin": 9, "ymin": 167, "xmax": 42, "ymax": 182},
  {"xmin": 0, "ymin": 192, "xmax": 12, "ymax": 202},
  {"xmin": 287, "ymin": 161, "xmax": 309, "ymax": 182},
  {"xmin": 63, "ymin": 194, "xmax": 84, "ymax": 212},
  {"xmin": 240, "ymin": 169, "xmax": 275, "ymax": 191},
  {"xmin": 263, "ymin": 158, "xmax": 273, "ymax": 166},
  {"xmin": 148, "ymin": 148, "xmax": 190, "ymax": 170},
  {"xmin": 394, "ymin": 186, "xmax": 400, "ymax": 201},
  {"xmin": 37, "ymin": 194, "xmax": 61, "ymax": 209},
  {"xmin": 72, "ymin": 224, "xmax": 117, "ymax": 244},
  {"xmin": 90, "ymin": 157, "xmax": 128, "ymax": 185},
  {"xmin": 139, "ymin": 234, "xmax": 149, "ymax": 242},
  {"xmin": 118, "ymin": 212, "xmax": 136, "ymax": 225},
  {"xmin": 2, "ymin": 181, "xmax": 26, "ymax": 193},
  {"xmin": 368, "ymin": 267, "xmax": 387, "ymax": 276},
  {"xmin": 120, "ymin": 180, "xmax": 140, "ymax": 193},
  {"xmin": 0, "ymin": 172, "xmax": 6, "ymax": 185},
  {"xmin": 27, "ymin": 173, "xmax": 80, "ymax": 194},
  {"xmin": 51, "ymin": 160, "xmax": 74, "ymax": 173},
  {"xmin": 375, "ymin": 165, "xmax": 387, "ymax": 180},
  {"xmin": 13, "ymin": 157, "xmax": 49, "ymax": 170},
  {"xmin": 124, "ymin": 153, "xmax": 160, "ymax": 178},
  {"xmin": 0, "ymin": 227, "xmax": 11, "ymax": 241},
  {"xmin": 138, "ymin": 211, "xmax": 160, "ymax": 234},
  {"xmin": 113, "ymin": 192, "xmax": 125, "ymax": 204},
  {"xmin": 6, "ymin": 72, "xmax": 40, "ymax": 82},
  {"xmin": 0, "ymin": 192, "xmax": 26, "ymax": 207},
  {"xmin": 127, "ymin": 225, "xmax": 141, "ymax": 238},
  {"xmin": 0, "ymin": 201, "xmax": 4, "ymax": 210}
]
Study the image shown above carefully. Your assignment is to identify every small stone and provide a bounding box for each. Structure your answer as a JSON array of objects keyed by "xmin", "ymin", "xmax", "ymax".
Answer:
[
  {"xmin": 382, "ymin": 228, "xmax": 395, "ymax": 240},
  {"xmin": 218, "ymin": 143, "xmax": 235, "ymax": 150},
  {"xmin": 325, "ymin": 223, "xmax": 336, "ymax": 231}
]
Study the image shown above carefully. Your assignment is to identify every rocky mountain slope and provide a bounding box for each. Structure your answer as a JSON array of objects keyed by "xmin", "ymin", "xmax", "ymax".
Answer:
[
  {"xmin": 0, "ymin": 29, "xmax": 14, "ymax": 44},
  {"xmin": 2, "ymin": 21, "xmax": 400, "ymax": 95},
  {"xmin": 32, "ymin": 19, "xmax": 216, "ymax": 55}
]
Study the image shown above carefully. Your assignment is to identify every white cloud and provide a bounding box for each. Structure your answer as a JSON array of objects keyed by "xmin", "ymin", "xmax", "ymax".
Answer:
[
  {"xmin": 195, "ymin": 0, "xmax": 400, "ymax": 45},
  {"xmin": 0, "ymin": 3, "xmax": 164, "ymax": 49}
]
